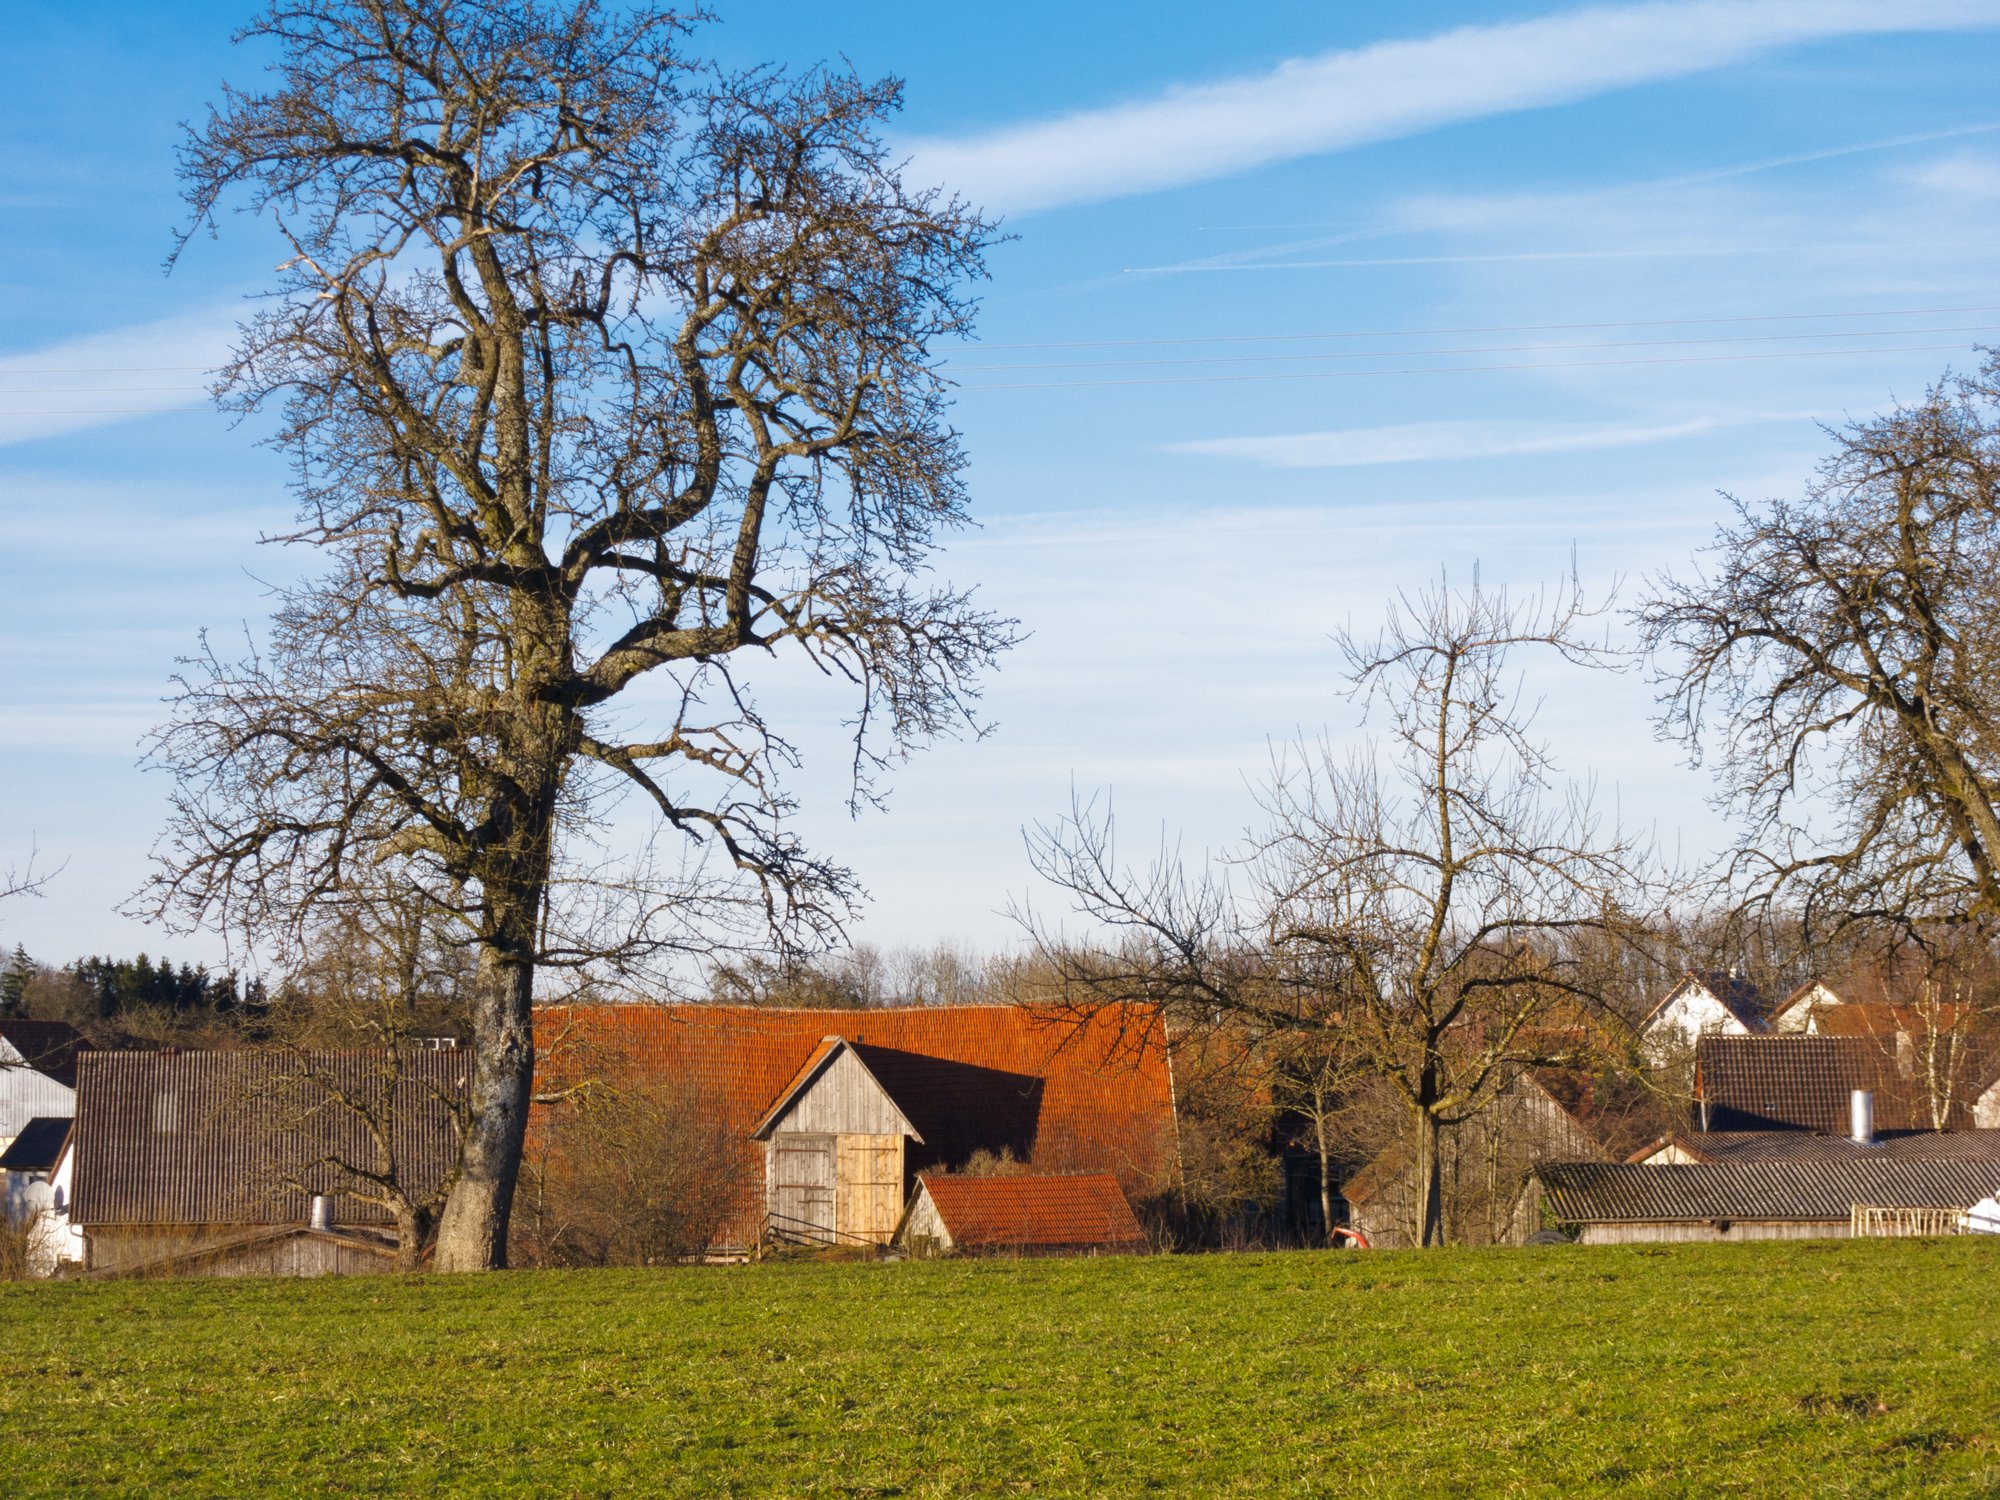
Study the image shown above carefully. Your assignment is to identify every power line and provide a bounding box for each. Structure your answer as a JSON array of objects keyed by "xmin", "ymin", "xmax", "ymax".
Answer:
[
  {"xmin": 7, "ymin": 320, "xmax": 1988, "ymax": 389},
  {"xmin": 948, "ymin": 324, "xmax": 2000, "ymax": 374},
  {"xmin": 950, "ymin": 304, "xmax": 2000, "ymax": 354},
  {"xmin": 8, "ymin": 303, "xmax": 2000, "ymax": 375},
  {"xmin": 956, "ymin": 341, "xmax": 1995, "ymax": 392}
]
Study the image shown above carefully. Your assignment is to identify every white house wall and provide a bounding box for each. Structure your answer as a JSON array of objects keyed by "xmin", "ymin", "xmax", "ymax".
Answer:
[
  {"xmin": 0, "ymin": 1039, "xmax": 74, "ymax": 1144},
  {"xmin": 1643, "ymin": 985, "xmax": 1754, "ymax": 1059}
]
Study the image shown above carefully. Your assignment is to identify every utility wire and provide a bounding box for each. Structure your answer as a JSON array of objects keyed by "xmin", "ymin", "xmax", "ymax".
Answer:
[
  {"xmin": 6, "ymin": 320, "xmax": 1992, "ymax": 389},
  {"xmin": 947, "ymin": 324, "xmax": 2000, "ymax": 374},
  {"xmin": 952, "ymin": 303, "xmax": 2000, "ymax": 354},
  {"xmin": 955, "ymin": 341, "xmax": 1994, "ymax": 392},
  {"xmin": 8, "ymin": 303, "xmax": 2000, "ymax": 375}
]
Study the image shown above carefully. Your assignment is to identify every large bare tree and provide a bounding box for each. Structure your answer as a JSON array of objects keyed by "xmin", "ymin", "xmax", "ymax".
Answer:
[
  {"xmin": 1640, "ymin": 360, "xmax": 2000, "ymax": 937},
  {"xmin": 148, "ymin": 0, "xmax": 1011, "ymax": 1269},
  {"xmin": 1025, "ymin": 576, "xmax": 1654, "ymax": 1247}
]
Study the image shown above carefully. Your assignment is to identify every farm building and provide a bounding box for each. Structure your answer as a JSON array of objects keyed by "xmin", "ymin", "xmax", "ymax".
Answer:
[
  {"xmin": 0, "ymin": 1116, "xmax": 82, "ymax": 1274},
  {"xmin": 1536, "ymin": 1156, "xmax": 2000, "ymax": 1243},
  {"xmin": 535, "ymin": 1002, "xmax": 1176, "ymax": 1255},
  {"xmin": 1693, "ymin": 1033, "xmax": 1991, "ymax": 1133},
  {"xmin": 897, "ymin": 1171, "xmax": 1147, "ymax": 1256},
  {"xmin": 1630, "ymin": 1126, "xmax": 2000, "ymax": 1166},
  {"xmin": 0, "ymin": 1018, "xmax": 87, "ymax": 1152},
  {"xmin": 1337, "ymin": 1068, "xmax": 1640, "ymax": 1249},
  {"xmin": 66, "ymin": 1049, "xmax": 466, "ymax": 1277}
]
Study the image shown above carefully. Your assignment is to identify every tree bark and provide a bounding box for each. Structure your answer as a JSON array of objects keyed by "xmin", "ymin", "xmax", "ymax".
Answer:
[
  {"xmin": 434, "ymin": 942, "xmax": 537, "ymax": 1271},
  {"xmin": 1415, "ymin": 1105, "xmax": 1445, "ymax": 1249},
  {"xmin": 1315, "ymin": 1105, "xmax": 1337, "ymax": 1247}
]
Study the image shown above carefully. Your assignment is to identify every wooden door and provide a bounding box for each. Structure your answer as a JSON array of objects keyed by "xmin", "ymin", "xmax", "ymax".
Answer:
[
  {"xmin": 768, "ymin": 1132, "xmax": 836, "ymax": 1240},
  {"xmin": 836, "ymin": 1134, "xmax": 905, "ymax": 1244}
]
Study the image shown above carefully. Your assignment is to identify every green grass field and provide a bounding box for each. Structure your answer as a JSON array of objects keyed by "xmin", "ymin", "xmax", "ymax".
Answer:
[{"xmin": 1, "ymin": 1239, "xmax": 1996, "ymax": 1497}]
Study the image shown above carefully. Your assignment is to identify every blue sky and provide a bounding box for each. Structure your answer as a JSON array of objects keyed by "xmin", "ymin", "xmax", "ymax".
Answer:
[{"xmin": 6, "ymin": 0, "xmax": 2000, "ymax": 972}]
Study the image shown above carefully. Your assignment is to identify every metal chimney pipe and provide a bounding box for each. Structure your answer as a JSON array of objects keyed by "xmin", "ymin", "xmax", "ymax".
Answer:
[
  {"xmin": 1850, "ymin": 1089, "xmax": 1875, "ymax": 1146},
  {"xmin": 308, "ymin": 1194, "xmax": 333, "ymax": 1231}
]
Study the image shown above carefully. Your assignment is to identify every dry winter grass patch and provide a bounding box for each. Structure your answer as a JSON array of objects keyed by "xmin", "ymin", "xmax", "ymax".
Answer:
[{"xmin": 0, "ymin": 1239, "xmax": 1996, "ymax": 1496}]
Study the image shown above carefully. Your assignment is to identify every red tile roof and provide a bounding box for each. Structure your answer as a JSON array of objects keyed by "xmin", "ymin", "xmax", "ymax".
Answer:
[
  {"xmin": 915, "ymin": 1170, "xmax": 1146, "ymax": 1251},
  {"xmin": 535, "ymin": 1002, "xmax": 1177, "ymax": 1190}
]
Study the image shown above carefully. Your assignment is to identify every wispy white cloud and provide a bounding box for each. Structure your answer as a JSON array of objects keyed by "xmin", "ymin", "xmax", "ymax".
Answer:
[
  {"xmin": 0, "ymin": 312, "xmax": 236, "ymax": 448},
  {"xmin": 903, "ymin": 0, "xmax": 1999, "ymax": 215},
  {"xmin": 1906, "ymin": 152, "xmax": 2000, "ymax": 198},
  {"xmin": 1165, "ymin": 412, "xmax": 1821, "ymax": 468}
]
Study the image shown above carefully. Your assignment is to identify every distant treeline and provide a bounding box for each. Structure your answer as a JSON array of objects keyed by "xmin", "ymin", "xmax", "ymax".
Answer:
[{"xmin": 0, "ymin": 944, "xmax": 266, "ymax": 1031}]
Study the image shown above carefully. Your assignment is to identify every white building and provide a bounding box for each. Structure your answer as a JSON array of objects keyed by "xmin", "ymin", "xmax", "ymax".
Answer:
[
  {"xmin": 0, "ymin": 1019, "xmax": 86, "ymax": 1153},
  {"xmin": 1638, "ymin": 972, "xmax": 1769, "ymax": 1059}
]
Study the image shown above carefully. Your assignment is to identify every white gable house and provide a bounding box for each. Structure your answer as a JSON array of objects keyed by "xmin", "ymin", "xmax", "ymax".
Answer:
[
  {"xmin": 1769, "ymin": 981, "xmax": 1845, "ymax": 1033},
  {"xmin": 1639, "ymin": 973, "xmax": 1768, "ymax": 1060}
]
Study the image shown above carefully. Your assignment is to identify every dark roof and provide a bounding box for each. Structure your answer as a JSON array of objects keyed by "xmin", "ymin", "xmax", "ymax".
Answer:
[
  {"xmin": 0, "ymin": 1115, "xmax": 70, "ymax": 1173},
  {"xmin": 1696, "ymin": 1034, "xmax": 1949, "ymax": 1132},
  {"xmin": 70, "ymin": 1050, "xmax": 466, "ymax": 1227},
  {"xmin": 914, "ymin": 1171, "xmax": 1147, "ymax": 1250},
  {"xmin": 537, "ymin": 1003, "xmax": 1176, "ymax": 1187},
  {"xmin": 1670, "ymin": 1129, "xmax": 2000, "ymax": 1164},
  {"xmin": 1537, "ymin": 1158, "xmax": 2000, "ymax": 1223},
  {"xmin": 0, "ymin": 1020, "xmax": 90, "ymax": 1087}
]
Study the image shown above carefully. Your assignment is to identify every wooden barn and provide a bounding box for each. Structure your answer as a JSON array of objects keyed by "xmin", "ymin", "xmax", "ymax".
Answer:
[
  {"xmin": 1340, "ymin": 1070, "xmax": 1615, "ymax": 1249},
  {"xmin": 1536, "ymin": 1155, "xmax": 2000, "ymax": 1244},
  {"xmin": 67, "ymin": 1049, "xmax": 466, "ymax": 1278},
  {"xmin": 897, "ymin": 1171, "xmax": 1147, "ymax": 1257},
  {"xmin": 535, "ymin": 1002, "xmax": 1177, "ymax": 1255}
]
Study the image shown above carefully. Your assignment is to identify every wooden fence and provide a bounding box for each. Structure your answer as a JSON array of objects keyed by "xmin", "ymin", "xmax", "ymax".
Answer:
[{"xmin": 1849, "ymin": 1204, "xmax": 1967, "ymax": 1238}]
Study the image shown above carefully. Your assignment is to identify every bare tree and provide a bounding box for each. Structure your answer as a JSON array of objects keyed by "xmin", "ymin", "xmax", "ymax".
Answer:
[
  {"xmin": 1025, "ymin": 575, "xmax": 1655, "ymax": 1247},
  {"xmin": 146, "ymin": 0, "xmax": 1011, "ymax": 1269},
  {"xmin": 0, "ymin": 842, "xmax": 58, "ymax": 906},
  {"xmin": 241, "ymin": 1046, "xmax": 471, "ymax": 1271},
  {"xmin": 511, "ymin": 1070, "xmax": 754, "ymax": 1268},
  {"xmin": 1640, "ymin": 360, "xmax": 2000, "ymax": 937}
]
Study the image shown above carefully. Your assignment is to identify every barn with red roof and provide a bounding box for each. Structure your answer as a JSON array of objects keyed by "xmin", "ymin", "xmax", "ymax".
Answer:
[{"xmin": 533, "ymin": 1002, "xmax": 1177, "ymax": 1255}]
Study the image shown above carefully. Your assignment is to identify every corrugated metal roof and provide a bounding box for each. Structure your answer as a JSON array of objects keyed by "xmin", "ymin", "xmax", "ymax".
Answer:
[
  {"xmin": 0, "ymin": 1020, "xmax": 89, "ymax": 1087},
  {"xmin": 536, "ymin": 1003, "xmax": 1176, "ymax": 1188},
  {"xmin": 0, "ymin": 1115, "xmax": 70, "ymax": 1172},
  {"xmin": 1537, "ymin": 1158, "xmax": 2000, "ymax": 1223},
  {"xmin": 916, "ymin": 1170, "xmax": 1146, "ymax": 1250},
  {"xmin": 1696, "ymin": 1034, "xmax": 1952, "ymax": 1132},
  {"xmin": 1672, "ymin": 1129, "xmax": 2000, "ymax": 1164},
  {"xmin": 71, "ymin": 1050, "xmax": 466, "ymax": 1226}
]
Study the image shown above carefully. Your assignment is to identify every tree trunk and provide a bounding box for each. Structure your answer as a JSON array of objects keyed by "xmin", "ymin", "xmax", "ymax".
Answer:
[
  {"xmin": 393, "ymin": 1203, "xmax": 431, "ymax": 1273},
  {"xmin": 434, "ymin": 942, "xmax": 536, "ymax": 1271},
  {"xmin": 1314, "ymin": 1103, "xmax": 1337, "ymax": 1247},
  {"xmin": 1415, "ymin": 1106, "xmax": 1445, "ymax": 1248}
]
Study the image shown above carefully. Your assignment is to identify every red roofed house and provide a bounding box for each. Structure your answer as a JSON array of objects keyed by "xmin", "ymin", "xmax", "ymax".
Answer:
[
  {"xmin": 535, "ymin": 1003, "xmax": 1176, "ymax": 1255},
  {"xmin": 898, "ymin": 1170, "xmax": 1147, "ymax": 1256}
]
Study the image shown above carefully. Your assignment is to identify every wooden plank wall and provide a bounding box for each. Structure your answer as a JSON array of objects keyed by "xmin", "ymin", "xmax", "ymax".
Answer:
[{"xmin": 836, "ymin": 1134, "xmax": 905, "ymax": 1243}]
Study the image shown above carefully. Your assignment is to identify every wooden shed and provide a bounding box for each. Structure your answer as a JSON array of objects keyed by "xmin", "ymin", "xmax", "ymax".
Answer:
[{"xmin": 750, "ymin": 1037, "xmax": 921, "ymax": 1247}]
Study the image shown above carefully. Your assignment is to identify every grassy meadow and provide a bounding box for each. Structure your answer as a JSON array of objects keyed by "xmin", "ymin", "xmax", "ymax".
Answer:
[{"xmin": 1, "ymin": 1238, "xmax": 1996, "ymax": 1497}]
